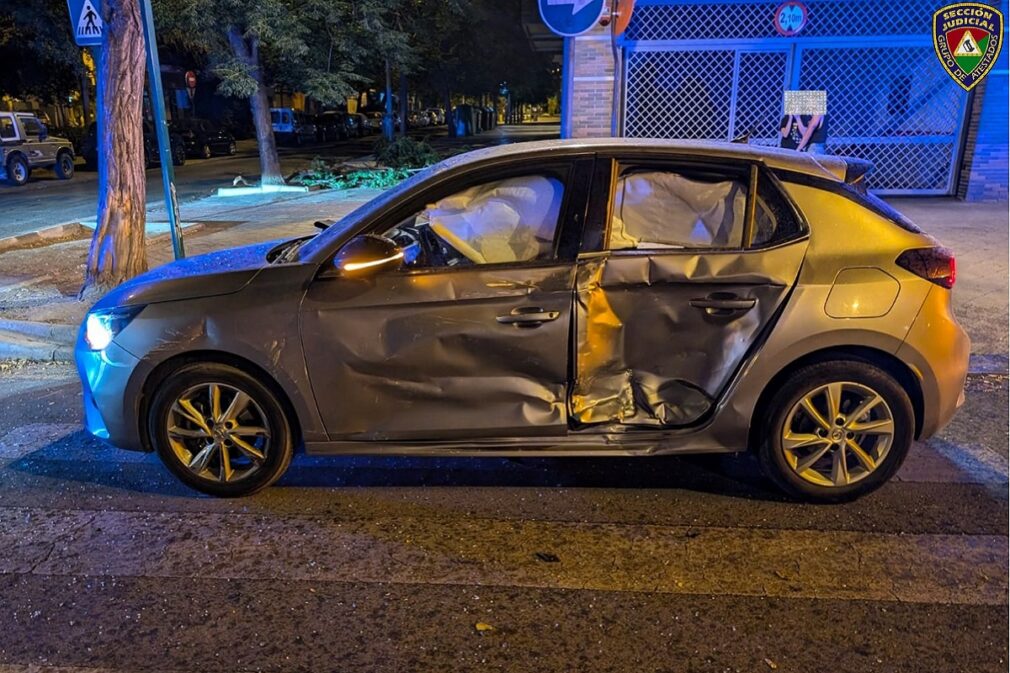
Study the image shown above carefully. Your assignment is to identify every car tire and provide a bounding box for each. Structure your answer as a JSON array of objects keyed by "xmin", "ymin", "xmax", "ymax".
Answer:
[
  {"xmin": 757, "ymin": 360, "xmax": 914, "ymax": 503},
  {"xmin": 172, "ymin": 145, "xmax": 186, "ymax": 166},
  {"xmin": 55, "ymin": 151, "xmax": 75, "ymax": 180},
  {"xmin": 6, "ymin": 154, "xmax": 29, "ymax": 186},
  {"xmin": 227, "ymin": 141, "xmax": 236, "ymax": 155},
  {"xmin": 200, "ymin": 144, "xmax": 212, "ymax": 159},
  {"xmin": 148, "ymin": 363, "xmax": 295, "ymax": 497}
]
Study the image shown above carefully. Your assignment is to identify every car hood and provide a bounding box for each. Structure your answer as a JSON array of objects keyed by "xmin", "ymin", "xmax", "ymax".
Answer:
[{"xmin": 90, "ymin": 239, "xmax": 283, "ymax": 311}]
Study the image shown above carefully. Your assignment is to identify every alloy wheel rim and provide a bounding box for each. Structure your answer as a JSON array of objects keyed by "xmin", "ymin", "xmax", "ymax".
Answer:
[
  {"xmin": 781, "ymin": 381, "xmax": 894, "ymax": 488},
  {"xmin": 13, "ymin": 163, "xmax": 25, "ymax": 181},
  {"xmin": 166, "ymin": 382, "xmax": 271, "ymax": 483}
]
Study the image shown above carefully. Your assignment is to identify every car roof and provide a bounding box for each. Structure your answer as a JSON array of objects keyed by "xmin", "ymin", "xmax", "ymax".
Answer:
[{"xmin": 431, "ymin": 138, "xmax": 852, "ymax": 183}]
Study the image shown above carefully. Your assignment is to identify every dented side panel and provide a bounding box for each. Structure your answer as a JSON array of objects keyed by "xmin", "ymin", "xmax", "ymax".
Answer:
[
  {"xmin": 571, "ymin": 241, "xmax": 808, "ymax": 429},
  {"xmin": 300, "ymin": 264, "xmax": 575, "ymax": 441}
]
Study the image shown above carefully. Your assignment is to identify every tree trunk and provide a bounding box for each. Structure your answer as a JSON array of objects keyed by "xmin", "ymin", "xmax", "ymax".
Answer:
[
  {"xmin": 228, "ymin": 28, "xmax": 282, "ymax": 186},
  {"xmin": 383, "ymin": 59, "xmax": 394, "ymax": 141},
  {"xmin": 84, "ymin": 0, "xmax": 147, "ymax": 293},
  {"xmin": 444, "ymin": 90, "xmax": 455, "ymax": 138},
  {"xmin": 398, "ymin": 72, "xmax": 408, "ymax": 137}
]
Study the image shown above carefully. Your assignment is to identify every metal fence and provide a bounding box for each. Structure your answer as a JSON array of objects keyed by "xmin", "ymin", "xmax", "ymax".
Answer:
[{"xmin": 622, "ymin": 0, "xmax": 978, "ymax": 194}]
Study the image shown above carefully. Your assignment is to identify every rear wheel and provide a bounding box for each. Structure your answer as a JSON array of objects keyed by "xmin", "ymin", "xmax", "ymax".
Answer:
[
  {"xmin": 6, "ymin": 154, "xmax": 29, "ymax": 185},
  {"xmin": 200, "ymin": 143, "xmax": 212, "ymax": 159},
  {"xmin": 758, "ymin": 361, "xmax": 913, "ymax": 502},
  {"xmin": 148, "ymin": 363, "xmax": 294, "ymax": 497},
  {"xmin": 55, "ymin": 151, "xmax": 75, "ymax": 180}
]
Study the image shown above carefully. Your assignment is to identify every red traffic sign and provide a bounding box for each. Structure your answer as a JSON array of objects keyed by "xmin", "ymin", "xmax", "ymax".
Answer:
[
  {"xmin": 774, "ymin": 1, "xmax": 808, "ymax": 36},
  {"xmin": 611, "ymin": 0, "xmax": 636, "ymax": 36},
  {"xmin": 185, "ymin": 70, "xmax": 197, "ymax": 89}
]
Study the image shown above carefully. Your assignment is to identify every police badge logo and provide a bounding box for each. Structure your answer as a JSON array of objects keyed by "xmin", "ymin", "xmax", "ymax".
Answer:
[{"xmin": 933, "ymin": 2, "xmax": 1004, "ymax": 91}]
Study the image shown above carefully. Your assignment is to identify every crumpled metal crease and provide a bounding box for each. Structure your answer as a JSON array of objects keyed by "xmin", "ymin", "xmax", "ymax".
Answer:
[{"xmin": 571, "ymin": 246, "xmax": 799, "ymax": 428}]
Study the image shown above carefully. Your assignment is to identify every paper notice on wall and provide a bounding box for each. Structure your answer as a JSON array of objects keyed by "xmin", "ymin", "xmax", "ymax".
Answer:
[{"xmin": 783, "ymin": 90, "xmax": 827, "ymax": 115}]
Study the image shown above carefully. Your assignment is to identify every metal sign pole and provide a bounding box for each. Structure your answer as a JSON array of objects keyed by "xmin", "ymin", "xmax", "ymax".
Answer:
[{"xmin": 138, "ymin": 0, "xmax": 184, "ymax": 259}]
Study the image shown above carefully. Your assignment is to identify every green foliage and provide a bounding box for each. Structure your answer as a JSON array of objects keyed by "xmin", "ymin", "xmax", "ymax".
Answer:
[
  {"xmin": 0, "ymin": 0, "xmax": 86, "ymax": 102},
  {"xmin": 372, "ymin": 136, "xmax": 439, "ymax": 169},
  {"xmin": 294, "ymin": 158, "xmax": 414, "ymax": 190}
]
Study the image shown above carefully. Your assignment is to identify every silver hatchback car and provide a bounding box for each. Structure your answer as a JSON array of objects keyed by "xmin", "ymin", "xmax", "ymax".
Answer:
[{"xmin": 76, "ymin": 139, "xmax": 969, "ymax": 500}]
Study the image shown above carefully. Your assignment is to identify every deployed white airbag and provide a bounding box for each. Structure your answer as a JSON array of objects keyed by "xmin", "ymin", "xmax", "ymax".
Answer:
[
  {"xmin": 426, "ymin": 175, "xmax": 564, "ymax": 264},
  {"xmin": 610, "ymin": 171, "xmax": 746, "ymax": 249}
]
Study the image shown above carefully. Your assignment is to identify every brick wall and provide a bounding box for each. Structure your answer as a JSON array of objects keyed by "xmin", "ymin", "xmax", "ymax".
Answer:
[
  {"xmin": 567, "ymin": 24, "xmax": 615, "ymax": 138},
  {"xmin": 959, "ymin": 53, "xmax": 1008, "ymax": 201}
]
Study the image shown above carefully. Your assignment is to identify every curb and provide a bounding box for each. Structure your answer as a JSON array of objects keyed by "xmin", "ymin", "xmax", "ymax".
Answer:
[
  {"xmin": 0, "ymin": 319, "xmax": 77, "ymax": 344},
  {"xmin": 0, "ymin": 222, "xmax": 86, "ymax": 254},
  {"xmin": 0, "ymin": 339, "xmax": 73, "ymax": 362}
]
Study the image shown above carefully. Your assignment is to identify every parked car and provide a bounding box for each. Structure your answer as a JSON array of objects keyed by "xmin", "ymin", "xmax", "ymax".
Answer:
[
  {"xmin": 0, "ymin": 112, "xmax": 76, "ymax": 186},
  {"xmin": 80, "ymin": 122, "xmax": 186, "ymax": 170},
  {"xmin": 75, "ymin": 139, "xmax": 968, "ymax": 500},
  {"xmin": 425, "ymin": 107, "xmax": 445, "ymax": 125},
  {"xmin": 270, "ymin": 108, "xmax": 317, "ymax": 145},
  {"xmin": 346, "ymin": 113, "xmax": 367, "ymax": 138},
  {"xmin": 363, "ymin": 111, "xmax": 402, "ymax": 134},
  {"xmin": 169, "ymin": 118, "xmax": 236, "ymax": 158},
  {"xmin": 314, "ymin": 111, "xmax": 349, "ymax": 142},
  {"xmin": 407, "ymin": 110, "xmax": 430, "ymax": 128}
]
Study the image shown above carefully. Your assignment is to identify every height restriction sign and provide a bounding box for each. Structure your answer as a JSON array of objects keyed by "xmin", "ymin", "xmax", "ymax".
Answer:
[{"xmin": 67, "ymin": 0, "xmax": 103, "ymax": 47}]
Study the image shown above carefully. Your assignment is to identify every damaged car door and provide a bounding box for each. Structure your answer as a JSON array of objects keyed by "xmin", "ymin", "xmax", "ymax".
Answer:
[
  {"xmin": 571, "ymin": 158, "xmax": 809, "ymax": 429},
  {"xmin": 300, "ymin": 160, "xmax": 592, "ymax": 442}
]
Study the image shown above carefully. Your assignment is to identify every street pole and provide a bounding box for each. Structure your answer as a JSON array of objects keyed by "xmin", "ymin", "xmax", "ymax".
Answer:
[{"xmin": 138, "ymin": 0, "xmax": 184, "ymax": 259}]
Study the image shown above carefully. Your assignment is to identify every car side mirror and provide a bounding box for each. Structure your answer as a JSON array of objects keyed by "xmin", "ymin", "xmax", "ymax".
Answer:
[{"xmin": 327, "ymin": 234, "xmax": 403, "ymax": 278}]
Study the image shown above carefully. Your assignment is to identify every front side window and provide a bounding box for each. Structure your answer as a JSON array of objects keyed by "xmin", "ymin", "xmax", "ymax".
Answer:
[
  {"xmin": 20, "ymin": 117, "xmax": 42, "ymax": 137},
  {"xmin": 383, "ymin": 173, "xmax": 566, "ymax": 269},
  {"xmin": 609, "ymin": 170, "xmax": 747, "ymax": 250}
]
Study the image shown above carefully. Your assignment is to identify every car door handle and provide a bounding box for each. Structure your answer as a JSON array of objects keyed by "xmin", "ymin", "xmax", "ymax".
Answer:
[
  {"xmin": 496, "ymin": 307, "xmax": 560, "ymax": 327},
  {"xmin": 689, "ymin": 294, "xmax": 757, "ymax": 316}
]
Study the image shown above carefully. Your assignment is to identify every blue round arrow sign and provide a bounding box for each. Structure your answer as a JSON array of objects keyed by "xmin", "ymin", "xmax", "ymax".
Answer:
[{"xmin": 539, "ymin": 0, "xmax": 607, "ymax": 37}]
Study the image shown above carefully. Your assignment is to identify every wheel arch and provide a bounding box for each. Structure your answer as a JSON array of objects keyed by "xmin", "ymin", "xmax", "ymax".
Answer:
[
  {"xmin": 748, "ymin": 345, "xmax": 925, "ymax": 450},
  {"xmin": 138, "ymin": 349, "xmax": 304, "ymax": 452}
]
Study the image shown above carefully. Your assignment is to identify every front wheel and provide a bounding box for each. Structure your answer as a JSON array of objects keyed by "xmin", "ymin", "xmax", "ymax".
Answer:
[
  {"xmin": 148, "ymin": 363, "xmax": 294, "ymax": 497},
  {"xmin": 757, "ymin": 361, "xmax": 914, "ymax": 503},
  {"xmin": 200, "ymin": 144, "xmax": 212, "ymax": 159}
]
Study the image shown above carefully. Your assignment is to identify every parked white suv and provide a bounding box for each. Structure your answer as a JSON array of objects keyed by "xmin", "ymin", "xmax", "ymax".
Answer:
[{"xmin": 0, "ymin": 112, "xmax": 76, "ymax": 186}]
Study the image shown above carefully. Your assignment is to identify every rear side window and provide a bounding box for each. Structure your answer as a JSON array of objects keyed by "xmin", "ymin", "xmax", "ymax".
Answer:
[
  {"xmin": 607, "ymin": 163, "xmax": 805, "ymax": 251},
  {"xmin": 751, "ymin": 172, "xmax": 804, "ymax": 247},
  {"xmin": 0, "ymin": 118, "xmax": 15, "ymax": 139},
  {"xmin": 610, "ymin": 170, "xmax": 748, "ymax": 249},
  {"xmin": 20, "ymin": 117, "xmax": 42, "ymax": 137}
]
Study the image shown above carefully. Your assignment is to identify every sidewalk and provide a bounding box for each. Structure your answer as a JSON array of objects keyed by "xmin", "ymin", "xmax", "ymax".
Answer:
[{"xmin": 0, "ymin": 186, "xmax": 382, "ymax": 357}]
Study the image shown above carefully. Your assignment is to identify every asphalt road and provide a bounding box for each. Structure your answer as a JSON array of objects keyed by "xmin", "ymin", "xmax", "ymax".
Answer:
[
  {"xmin": 0, "ymin": 135, "xmax": 380, "ymax": 241},
  {"xmin": 0, "ymin": 361, "xmax": 1005, "ymax": 673}
]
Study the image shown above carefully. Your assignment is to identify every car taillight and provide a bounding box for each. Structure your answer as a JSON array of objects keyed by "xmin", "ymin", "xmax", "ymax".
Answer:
[{"xmin": 895, "ymin": 246, "xmax": 956, "ymax": 289}]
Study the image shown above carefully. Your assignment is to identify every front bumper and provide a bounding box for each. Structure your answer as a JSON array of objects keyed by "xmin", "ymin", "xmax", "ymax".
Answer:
[{"xmin": 75, "ymin": 329, "xmax": 147, "ymax": 452}]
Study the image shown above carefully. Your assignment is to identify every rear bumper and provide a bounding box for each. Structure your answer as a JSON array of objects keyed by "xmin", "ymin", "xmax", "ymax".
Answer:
[{"xmin": 896, "ymin": 286, "xmax": 971, "ymax": 439}]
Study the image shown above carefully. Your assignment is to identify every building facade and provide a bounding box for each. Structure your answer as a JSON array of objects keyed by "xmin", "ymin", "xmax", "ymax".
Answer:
[{"xmin": 562, "ymin": 0, "xmax": 1007, "ymax": 199}]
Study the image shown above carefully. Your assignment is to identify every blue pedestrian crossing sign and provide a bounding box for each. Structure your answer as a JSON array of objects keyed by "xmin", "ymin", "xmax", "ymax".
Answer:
[
  {"xmin": 539, "ymin": 0, "xmax": 607, "ymax": 37},
  {"xmin": 67, "ymin": 0, "xmax": 103, "ymax": 47}
]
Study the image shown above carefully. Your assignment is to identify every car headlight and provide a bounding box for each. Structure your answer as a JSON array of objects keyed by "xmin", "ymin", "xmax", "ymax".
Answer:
[{"xmin": 85, "ymin": 306, "xmax": 144, "ymax": 351}]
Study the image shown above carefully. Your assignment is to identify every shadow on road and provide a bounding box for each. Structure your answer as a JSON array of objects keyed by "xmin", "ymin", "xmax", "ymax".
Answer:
[{"xmin": 7, "ymin": 428, "xmax": 786, "ymax": 502}]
